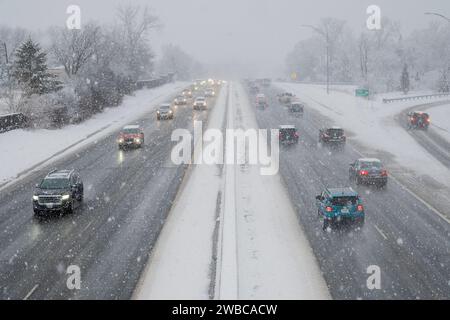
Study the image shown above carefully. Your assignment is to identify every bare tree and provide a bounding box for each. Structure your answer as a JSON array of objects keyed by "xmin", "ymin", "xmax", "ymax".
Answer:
[
  {"xmin": 49, "ymin": 23, "xmax": 100, "ymax": 77},
  {"xmin": 115, "ymin": 4, "xmax": 160, "ymax": 79}
]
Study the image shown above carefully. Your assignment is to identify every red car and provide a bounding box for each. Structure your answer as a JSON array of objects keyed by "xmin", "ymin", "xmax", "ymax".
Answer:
[
  {"xmin": 117, "ymin": 125, "xmax": 144, "ymax": 149},
  {"xmin": 407, "ymin": 111, "xmax": 430, "ymax": 130}
]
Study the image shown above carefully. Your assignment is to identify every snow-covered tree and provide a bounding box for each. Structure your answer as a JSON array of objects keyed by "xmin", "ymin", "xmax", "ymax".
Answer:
[
  {"xmin": 114, "ymin": 4, "xmax": 159, "ymax": 80},
  {"xmin": 13, "ymin": 38, "xmax": 61, "ymax": 95},
  {"xmin": 157, "ymin": 44, "xmax": 201, "ymax": 80},
  {"xmin": 49, "ymin": 23, "xmax": 100, "ymax": 77},
  {"xmin": 438, "ymin": 68, "xmax": 449, "ymax": 93}
]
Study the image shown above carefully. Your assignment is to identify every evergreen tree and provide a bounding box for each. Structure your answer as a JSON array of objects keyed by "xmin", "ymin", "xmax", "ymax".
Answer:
[
  {"xmin": 400, "ymin": 64, "xmax": 410, "ymax": 95},
  {"xmin": 13, "ymin": 38, "xmax": 61, "ymax": 95}
]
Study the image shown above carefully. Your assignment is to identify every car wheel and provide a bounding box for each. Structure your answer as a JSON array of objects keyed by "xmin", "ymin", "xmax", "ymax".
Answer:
[
  {"xmin": 355, "ymin": 217, "xmax": 365, "ymax": 229},
  {"xmin": 322, "ymin": 219, "xmax": 330, "ymax": 231},
  {"xmin": 67, "ymin": 200, "xmax": 74, "ymax": 214},
  {"xmin": 356, "ymin": 177, "xmax": 362, "ymax": 185}
]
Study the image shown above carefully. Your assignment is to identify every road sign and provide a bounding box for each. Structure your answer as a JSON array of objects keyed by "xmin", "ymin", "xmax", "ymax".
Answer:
[{"xmin": 355, "ymin": 88, "xmax": 369, "ymax": 97}]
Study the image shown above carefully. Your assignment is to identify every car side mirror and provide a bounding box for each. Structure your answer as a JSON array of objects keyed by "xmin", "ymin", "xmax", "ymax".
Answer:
[
  {"xmin": 315, "ymin": 195, "xmax": 322, "ymax": 200},
  {"xmin": 35, "ymin": 184, "xmax": 40, "ymax": 188}
]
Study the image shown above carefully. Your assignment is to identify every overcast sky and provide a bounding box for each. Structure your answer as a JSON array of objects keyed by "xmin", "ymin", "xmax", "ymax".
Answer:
[{"xmin": 1, "ymin": 0, "xmax": 449, "ymax": 77}]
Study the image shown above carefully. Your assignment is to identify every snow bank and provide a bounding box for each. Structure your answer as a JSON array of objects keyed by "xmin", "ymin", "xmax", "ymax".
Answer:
[
  {"xmin": 134, "ymin": 84, "xmax": 227, "ymax": 299},
  {"xmin": 135, "ymin": 82, "xmax": 330, "ymax": 299},
  {"xmin": 0, "ymin": 82, "xmax": 187, "ymax": 186},
  {"xmin": 230, "ymin": 82, "xmax": 329, "ymax": 299},
  {"xmin": 428, "ymin": 104, "xmax": 450, "ymax": 143},
  {"xmin": 275, "ymin": 82, "xmax": 450, "ymax": 188}
]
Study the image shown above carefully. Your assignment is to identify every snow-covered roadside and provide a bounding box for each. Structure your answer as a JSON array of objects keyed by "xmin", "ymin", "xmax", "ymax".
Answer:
[
  {"xmin": 428, "ymin": 104, "xmax": 450, "ymax": 143},
  {"xmin": 0, "ymin": 82, "xmax": 187, "ymax": 186},
  {"xmin": 134, "ymin": 84, "xmax": 227, "ymax": 299},
  {"xmin": 230, "ymin": 82, "xmax": 329, "ymax": 299},
  {"xmin": 275, "ymin": 82, "xmax": 450, "ymax": 189}
]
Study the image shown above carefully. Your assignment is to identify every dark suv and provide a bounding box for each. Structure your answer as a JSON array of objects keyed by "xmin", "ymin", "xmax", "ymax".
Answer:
[
  {"xmin": 279, "ymin": 125, "xmax": 299, "ymax": 144},
  {"xmin": 319, "ymin": 127, "xmax": 346, "ymax": 145},
  {"xmin": 32, "ymin": 170, "xmax": 84, "ymax": 216},
  {"xmin": 349, "ymin": 158, "xmax": 388, "ymax": 188}
]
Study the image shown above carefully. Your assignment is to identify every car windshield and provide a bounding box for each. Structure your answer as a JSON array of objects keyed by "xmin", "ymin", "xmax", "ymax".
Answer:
[
  {"xmin": 280, "ymin": 128, "xmax": 296, "ymax": 135},
  {"xmin": 360, "ymin": 161, "xmax": 382, "ymax": 169},
  {"xmin": 122, "ymin": 128, "xmax": 140, "ymax": 134},
  {"xmin": 40, "ymin": 178, "xmax": 69, "ymax": 190},
  {"xmin": 331, "ymin": 196, "xmax": 358, "ymax": 206},
  {"xmin": 160, "ymin": 105, "xmax": 170, "ymax": 110},
  {"xmin": 327, "ymin": 129, "xmax": 343, "ymax": 136},
  {"xmin": 292, "ymin": 104, "xmax": 303, "ymax": 110}
]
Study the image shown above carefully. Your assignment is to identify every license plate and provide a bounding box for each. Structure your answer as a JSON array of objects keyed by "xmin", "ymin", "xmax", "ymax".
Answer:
[
  {"xmin": 341, "ymin": 207, "xmax": 349, "ymax": 213},
  {"xmin": 46, "ymin": 203, "xmax": 54, "ymax": 209}
]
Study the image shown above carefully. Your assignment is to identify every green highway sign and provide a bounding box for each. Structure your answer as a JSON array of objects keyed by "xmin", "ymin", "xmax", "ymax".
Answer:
[{"xmin": 355, "ymin": 88, "xmax": 369, "ymax": 97}]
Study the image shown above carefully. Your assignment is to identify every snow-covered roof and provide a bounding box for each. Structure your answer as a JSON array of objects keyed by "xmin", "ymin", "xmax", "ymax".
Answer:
[
  {"xmin": 123, "ymin": 125, "xmax": 140, "ymax": 129},
  {"xmin": 279, "ymin": 125, "xmax": 296, "ymax": 129},
  {"xmin": 358, "ymin": 158, "xmax": 381, "ymax": 163}
]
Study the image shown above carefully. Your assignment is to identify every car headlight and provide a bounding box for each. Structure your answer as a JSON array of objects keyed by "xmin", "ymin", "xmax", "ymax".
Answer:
[
  {"xmin": 32, "ymin": 195, "xmax": 39, "ymax": 201},
  {"xmin": 169, "ymin": 110, "xmax": 173, "ymax": 114},
  {"xmin": 135, "ymin": 138, "xmax": 141, "ymax": 143},
  {"xmin": 62, "ymin": 194, "xmax": 70, "ymax": 200},
  {"xmin": 118, "ymin": 138, "xmax": 124, "ymax": 143}
]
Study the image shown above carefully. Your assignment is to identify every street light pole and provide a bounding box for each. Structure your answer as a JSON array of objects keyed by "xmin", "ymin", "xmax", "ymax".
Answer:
[{"xmin": 301, "ymin": 24, "xmax": 330, "ymax": 94}]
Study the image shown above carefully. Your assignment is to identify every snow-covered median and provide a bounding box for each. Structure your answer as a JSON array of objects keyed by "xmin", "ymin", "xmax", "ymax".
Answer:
[
  {"xmin": 428, "ymin": 104, "xmax": 450, "ymax": 143},
  {"xmin": 0, "ymin": 82, "xmax": 186, "ymax": 186},
  {"xmin": 135, "ymin": 82, "xmax": 330, "ymax": 299},
  {"xmin": 275, "ymin": 83, "xmax": 450, "ymax": 189}
]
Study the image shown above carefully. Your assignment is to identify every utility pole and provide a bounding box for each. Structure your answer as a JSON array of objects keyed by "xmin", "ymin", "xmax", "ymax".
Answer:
[{"xmin": 301, "ymin": 24, "xmax": 330, "ymax": 94}]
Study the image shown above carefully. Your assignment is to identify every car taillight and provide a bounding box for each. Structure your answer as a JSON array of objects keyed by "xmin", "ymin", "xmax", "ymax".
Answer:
[
  {"xmin": 426, "ymin": 118, "xmax": 430, "ymax": 123},
  {"xmin": 357, "ymin": 204, "xmax": 364, "ymax": 212},
  {"xmin": 325, "ymin": 206, "xmax": 333, "ymax": 212},
  {"xmin": 359, "ymin": 170, "xmax": 368, "ymax": 176},
  {"xmin": 294, "ymin": 132, "xmax": 299, "ymax": 137},
  {"xmin": 381, "ymin": 169, "xmax": 388, "ymax": 176}
]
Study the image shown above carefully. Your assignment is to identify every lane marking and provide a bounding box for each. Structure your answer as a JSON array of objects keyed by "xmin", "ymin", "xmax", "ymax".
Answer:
[
  {"xmin": 23, "ymin": 284, "xmax": 39, "ymax": 300},
  {"xmin": 374, "ymin": 224, "xmax": 388, "ymax": 240}
]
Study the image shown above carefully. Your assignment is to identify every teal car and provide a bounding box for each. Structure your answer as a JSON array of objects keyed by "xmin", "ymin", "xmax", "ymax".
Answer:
[{"xmin": 315, "ymin": 187, "xmax": 365, "ymax": 230}]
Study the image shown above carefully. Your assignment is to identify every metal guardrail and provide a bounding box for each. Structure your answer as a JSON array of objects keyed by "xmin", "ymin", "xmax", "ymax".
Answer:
[{"xmin": 383, "ymin": 93, "xmax": 450, "ymax": 103}]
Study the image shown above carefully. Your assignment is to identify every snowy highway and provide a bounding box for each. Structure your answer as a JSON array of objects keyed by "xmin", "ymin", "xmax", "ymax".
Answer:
[
  {"xmin": 0, "ymin": 89, "xmax": 214, "ymax": 299},
  {"xmin": 253, "ymin": 85, "xmax": 450, "ymax": 299},
  {"xmin": 0, "ymin": 82, "xmax": 449, "ymax": 300}
]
